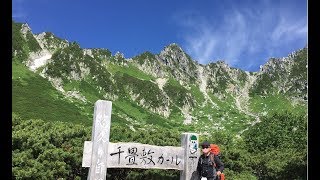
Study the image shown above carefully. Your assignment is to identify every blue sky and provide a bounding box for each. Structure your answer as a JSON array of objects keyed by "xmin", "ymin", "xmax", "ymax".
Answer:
[{"xmin": 13, "ymin": 0, "xmax": 307, "ymax": 72}]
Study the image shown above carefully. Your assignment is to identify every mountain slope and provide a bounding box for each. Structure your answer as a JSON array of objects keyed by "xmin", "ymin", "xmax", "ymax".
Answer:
[
  {"xmin": 12, "ymin": 20, "xmax": 307, "ymax": 136},
  {"xmin": 12, "ymin": 61, "xmax": 91, "ymax": 125}
]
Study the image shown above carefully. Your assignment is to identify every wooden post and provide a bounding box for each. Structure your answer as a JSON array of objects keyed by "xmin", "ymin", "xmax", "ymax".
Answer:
[
  {"xmin": 180, "ymin": 133, "xmax": 200, "ymax": 180},
  {"xmin": 82, "ymin": 100, "xmax": 200, "ymax": 180},
  {"xmin": 87, "ymin": 100, "xmax": 112, "ymax": 180}
]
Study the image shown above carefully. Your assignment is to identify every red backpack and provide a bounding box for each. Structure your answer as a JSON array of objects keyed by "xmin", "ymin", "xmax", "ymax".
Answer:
[
  {"xmin": 210, "ymin": 144, "xmax": 221, "ymax": 157},
  {"xmin": 209, "ymin": 144, "xmax": 225, "ymax": 180}
]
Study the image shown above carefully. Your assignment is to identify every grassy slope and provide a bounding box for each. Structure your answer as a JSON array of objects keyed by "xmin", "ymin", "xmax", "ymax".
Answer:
[
  {"xmin": 108, "ymin": 63, "xmax": 188, "ymax": 127},
  {"xmin": 12, "ymin": 61, "xmax": 92, "ymax": 126},
  {"xmin": 12, "ymin": 52, "xmax": 180, "ymax": 129},
  {"xmin": 105, "ymin": 62, "xmax": 257, "ymax": 134},
  {"xmin": 248, "ymin": 94, "xmax": 307, "ymax": 116},
  {"xmin": 13, "ymin": 58, "xmax": 306, "ymax": 136}
]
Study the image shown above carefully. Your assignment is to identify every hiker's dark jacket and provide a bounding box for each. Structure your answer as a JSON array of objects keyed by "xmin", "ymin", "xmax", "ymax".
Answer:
[{"xmin": 197, "ymin": 153, "xmax": 224, "ymax": 178}]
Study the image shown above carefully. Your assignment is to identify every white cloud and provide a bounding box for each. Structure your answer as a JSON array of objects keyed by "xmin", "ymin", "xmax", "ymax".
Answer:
[
  {"xmin": 271, "ymin": 17, "xmax": 307, "ymax": 43},
  {"xmin": 175, "ymin": 1, "xmax": 307, "ymax": 71},
  {"xmin": 179, "ymin": 10, "xmax": 250, "ymax": 66}
]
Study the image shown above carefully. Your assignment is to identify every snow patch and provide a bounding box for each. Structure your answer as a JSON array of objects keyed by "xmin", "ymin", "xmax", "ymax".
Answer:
[{"xmin": 28, "ymin": 53, "xmax": 52, "ymax": 71}]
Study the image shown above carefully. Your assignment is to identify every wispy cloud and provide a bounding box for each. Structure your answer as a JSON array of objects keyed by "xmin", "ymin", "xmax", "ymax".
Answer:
[
  {"xmin": 271, "ymin": 17, "xmax": 307, "ymax": 44},
  {"xmin": 174, "ymin": 1, "xmax": 307, "ymax": 71},
  {"xmin": 176, "ymin": 9, "xmax": 251, "ymax": 66}
]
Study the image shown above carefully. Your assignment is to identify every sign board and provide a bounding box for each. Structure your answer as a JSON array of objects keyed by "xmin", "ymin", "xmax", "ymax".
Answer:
[{"xmin": 82, "ymin": 100, "xmax": 200, "ymax": 180}]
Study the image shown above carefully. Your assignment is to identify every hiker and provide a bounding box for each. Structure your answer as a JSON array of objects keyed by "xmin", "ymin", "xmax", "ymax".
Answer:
[{"xmin": 197, "ymin": 141, "xmax": 224, "ymax": 180}]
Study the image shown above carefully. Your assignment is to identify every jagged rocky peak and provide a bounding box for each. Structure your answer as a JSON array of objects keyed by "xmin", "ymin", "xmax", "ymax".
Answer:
[
  {"xmin": 206, "ymin": 60, "xmax": 233, "ymax": 76},
  {"xmin": 215, "ymin": 60, "xmax": 230, "ymax": 69},
  {"xmin": 111, "ymin": 51, "xmax": 129, "ymax": 66},
  {"xmin": 166, "ymin": 43, "xmax": 183, "ymax": 52},
  {"xmin": 252, "ymin": 47, "xmax": 307, "ymax": 101},
  {"xmin": 114, "ymin": 51, "xmax": 125, "ymax": 59},
  {"xmin": 259, "ymin": 47, "xmax": 307, "ymax": 74},
  {"xmin": 83, "ymin": 48, "xmax": 112, "ymax": 60},
  {"xmin": 83, "ymin": 48, "xmax": 93, "ymax": 57},
  {"xmin": 34, "ymin": 32, "xmax": 69, "ymax": 53},
  {"xmin": 156, "ymin": 43, "xmax": 199, "ymax": 83},
  {"xmin": 36, "ymin": 32, "xmax": 56, "ymax": 41},
  {"xmin": 157, "ymin": 43, "xmax": 194, "ymax": 66},
  {"xmin": 259, "ymin": 58, "xmax": 288, "ymax": 75},
  {"xmin": 131, "ymin": 51, "xmax": 167, "ymax": 78},
  {"xmin": 207, "ymin": 60, "xmax": 229, "ymax": 68},
  {"xmin": 259, "ymin": 58, "xmax": 276, "ymax": 73},
  {"xmin": 20, "ymin": 23, "xmax": 32, "ymax": 38}
]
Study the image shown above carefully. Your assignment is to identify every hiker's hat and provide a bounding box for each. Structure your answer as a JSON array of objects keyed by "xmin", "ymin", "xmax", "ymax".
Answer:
[{"xmin": 201, "ymin": 141, "xmax": 210, "ymax": 148}]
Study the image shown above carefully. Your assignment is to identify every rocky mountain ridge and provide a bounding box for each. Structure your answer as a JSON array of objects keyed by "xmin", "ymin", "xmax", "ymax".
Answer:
[{"xmin": 12, "ymin": 20, "xmax": 307, "ymax": 135}]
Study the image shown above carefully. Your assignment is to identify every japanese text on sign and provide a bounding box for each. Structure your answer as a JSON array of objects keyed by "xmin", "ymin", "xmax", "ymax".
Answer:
[{"xmin": 107, "ymin": 142, "xmax": 184, "ymax": 170}]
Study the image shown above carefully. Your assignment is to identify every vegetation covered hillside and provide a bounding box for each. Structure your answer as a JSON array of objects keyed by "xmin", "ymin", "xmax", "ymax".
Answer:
[
  {"xmin": 13, "ymin": 111, "xmax": 307, "ymax": 179},
  {"xmin": 12, "ymin": 20, "xmax": 308, "ymax": 179}
]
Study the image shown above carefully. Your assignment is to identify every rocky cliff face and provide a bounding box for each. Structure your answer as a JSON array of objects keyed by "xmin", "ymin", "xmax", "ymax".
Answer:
[
  {"xmin": 156, "ymin": 43, "xmax": 198, "ymax": 83},
  {"xmin": 12, "ymin": 20, "xmax": 307, "ymax": 134},
  {"xmin": 251, "ymin": 47, "xmax": 307, "ymax": 102}
]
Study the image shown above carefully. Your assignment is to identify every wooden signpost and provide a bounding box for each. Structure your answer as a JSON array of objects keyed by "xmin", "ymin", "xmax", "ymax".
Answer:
[{"xmin": 82, "ymin": 100, "xmax": 200, "ymax": 180}]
